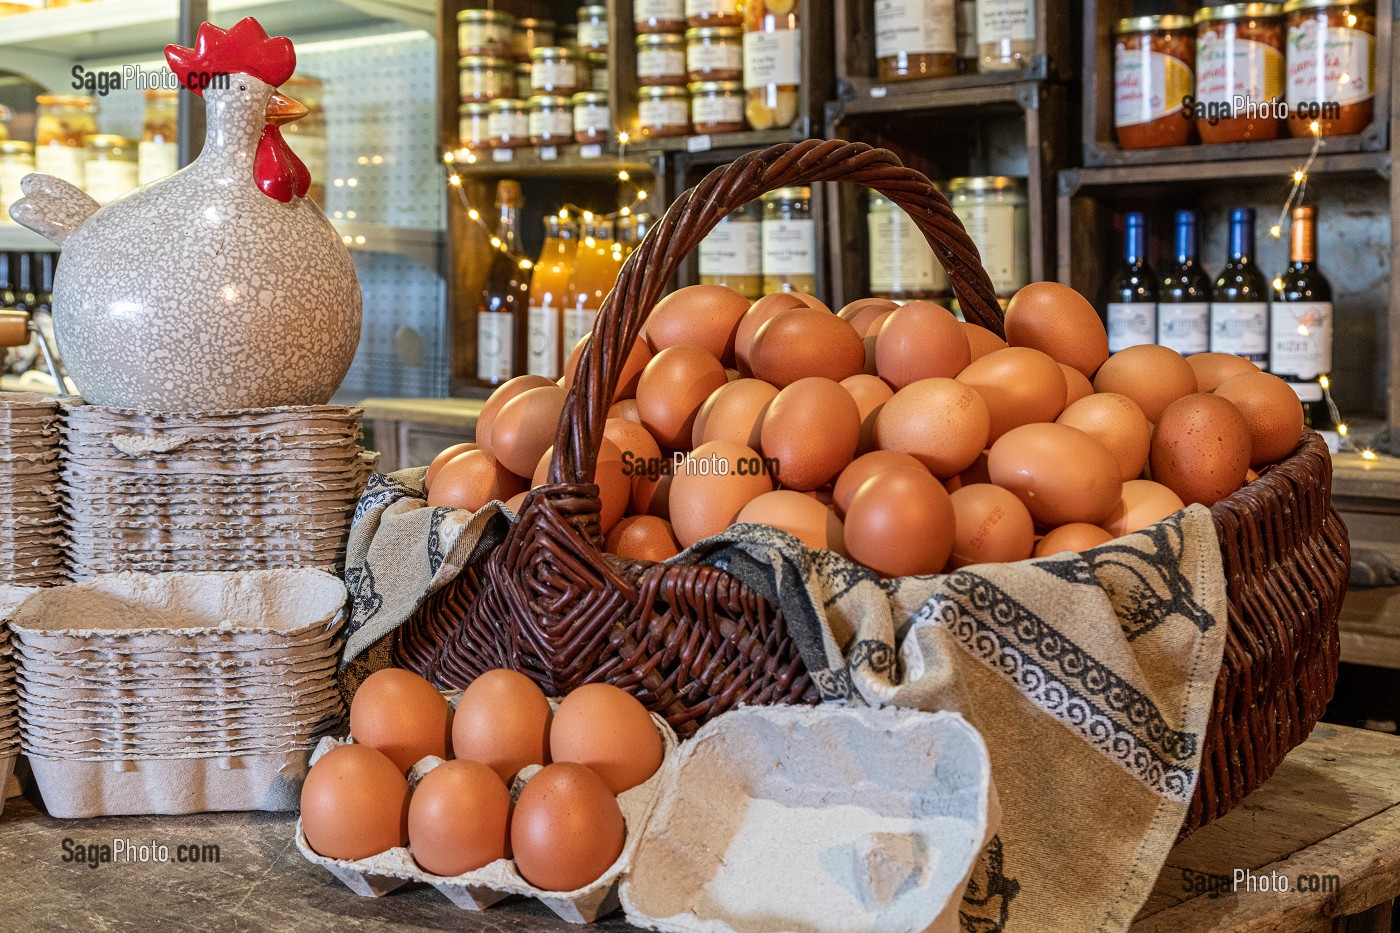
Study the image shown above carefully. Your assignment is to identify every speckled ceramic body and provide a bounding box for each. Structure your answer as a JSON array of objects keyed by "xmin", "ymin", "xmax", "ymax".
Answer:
[{"xmin": 12, "ymin": 75, "xmax": 361, "ymax": 411}]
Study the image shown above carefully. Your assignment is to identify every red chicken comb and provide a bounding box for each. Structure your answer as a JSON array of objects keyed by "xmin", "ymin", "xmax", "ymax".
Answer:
[{"xmin": 165, "ymin": 17, "xmax": 296, "ymax": 97}]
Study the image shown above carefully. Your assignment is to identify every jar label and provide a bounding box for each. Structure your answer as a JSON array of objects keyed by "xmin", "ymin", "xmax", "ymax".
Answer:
[
  {"xmin": 478, "ymin": 314, "xmax": 514, "ymax": 383},
  {"xmin": 1196, "ymin": 30, "xmax": 1284, "ymax": 107},
  {"xmin": 461, "ymin": 67, "xmax": 510, "ymax": 101},
  {"xmin": 638, "ymin": 46, "xmax": 687, "ymax": 80},
  {"xmin": 574, "ymin": 103, "xmax": 611, "ymax": 134},
  {"xmin": 977, "ymin": 0, "xmax": 1034, "ymax": 43},
  {"xmin": 533, "ymin": 59, "xmax": 578, "ymax": 90},
  {"xmin": 1209, "ymin": 302, "xmax": 1268, "ymax": 361},
  {"xmin": 875, "ymin": 0, "xmax": 956, "ymax": 60},
  {"xmin": 639, "ymin": 97, "xmax": 690, "ymax": 130},
  {"xmin": 692, "ymin": 92, "xmax": 744, "ymax": 126},
  {"xmin": 956, "ymin": 0, "xmax": 978, "ymax": 58},
  {"xmin": 686, "ymin": 0, "xmax": 740, "ymax": 18},
  {"xmin": 955, "ymin": 203, "xmax": 1022, "ymax": 295},
  {"xmin": 35, "ymin": 146, "xmax": 85, "ymax": 188},
  {"xmin": 527, "ymin": 304, "xmax": 562, "ymax": 378},
  {"xmin": 688, "ymin": 37, "xmax": 745, "ymax": 73},
  {"xmin": 1114, "ymin": 46, "xmax": 1194, "ymax": 126},
  {"xmin": 1107, "ymin": 302, "xmax": 1158, "ymax": 354},
  {"xmin": 578, "ymin": 21, "xmax": 608, "ymax": 50},
  {"xmin": 564, "ymin": 308, "xmax": 596, "ymax": 353},
  {"xmin": 1286, "ymin": 23, "xmax": 1374, "ymax": 107},
  {"xmin": 137, "ymin": 140, "xmax": 178, "ymax": 186},
  {"xmin": 743, "ymin": 30, "xmax": 802, "ymax": 88},
  {"xmin": 867, "ymin": 210, "xmax": 948, "ymax": 294},
  {"xmin": 459, "ymin": 21, "xmax": 511, "ymax": 53},
  {"xmin": 1269, "ymin": 300, "xmax": 1332, "ymax": 378},
  {"xmin": 529, "ymin": 107, "xmax": 574, "ymax": 139},
  {"xmin": 762, "ymin": 218, "xmax": 816, "ymax": 276},
  {"xmin": 637, "ymin": 0, "xmax": 685, "ymax": 21},
  {"xmin": 700, "ymin": 221, "xmax": 762, "ymax": 277},
  {"xmin": 489, "ymin": 110, "xmax": 530, "ymax": 142},
  {"xmin": 1157, "ymin": 302, "xmax": 1210, "ymax": 355}
]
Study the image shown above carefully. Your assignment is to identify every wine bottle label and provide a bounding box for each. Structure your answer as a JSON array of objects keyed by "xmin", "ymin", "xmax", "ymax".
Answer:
[
  {"xmin": 563, "ymin": 308, "xmax": 596, "ymax": 355},
  {"xmin": 477, "ymin": 315, "xmax": 514, "ymax": 383},
  {"xmin": 527, "ymin": 304, "xmax": 561, "ymax": 379},
  {"xmin": 700, "ymin": 221, "xmax": 762, "ymax": 276},
  {"xmin": 1107, "ymin": 302, "xmax": 1157, "ymax": 353},
  {"xmin": 761, "ymin": 218, "xmax": 816, "ymax": 276},
  {"xmin": 1269, "ymin": 300, "xmax": 1332, "ymax": 379},
  {"xmin": 875, "ymin": 0, "xmax": 956, "ymax": 60},
  {"xmin": 1209, "ymin": 302, "xmax": 1268, "ymax": 362},
  {"xmin": 1157, "ymin": 302, "xmax": 1210, "ymax": 356}
]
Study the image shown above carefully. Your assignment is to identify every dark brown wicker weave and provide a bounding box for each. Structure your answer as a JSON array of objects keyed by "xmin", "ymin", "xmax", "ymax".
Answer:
[{"xmin": 394, "ymin": 139, "xmax": 1349, "ymax": 833}]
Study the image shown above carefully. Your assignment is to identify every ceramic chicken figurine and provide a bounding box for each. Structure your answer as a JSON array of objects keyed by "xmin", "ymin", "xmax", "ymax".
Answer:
[{"xmin": 9, "ymin": 17, "xmax": 362, "ymax": 411}]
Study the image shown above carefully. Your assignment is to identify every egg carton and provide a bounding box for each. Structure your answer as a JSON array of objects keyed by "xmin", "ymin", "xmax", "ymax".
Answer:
[{"xmin": 0, "ymin": 754, "xmax": 16, "ymax": 817}]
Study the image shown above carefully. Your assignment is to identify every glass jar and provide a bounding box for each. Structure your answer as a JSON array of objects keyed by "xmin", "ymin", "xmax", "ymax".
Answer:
[
  {"xmin": 530, "ymin": 47, "xmax": 581, "ymax": 95},
  {"xmin": 138, "ymin": 89, "xmax": 180, "ymax": 186},
  {"xmin": 1194, "ymin": 4, "xmax": 1285, "ymax": 143},
  {"xmin": 955, "ymin": 0, "xmax": 978, "ymax": 71},
  {"xmin": 572, "ymin": 91, "xmax": 610, "ymax": 144},
  {"xmin": 515, "ymin": 62, "xmax": 533, "ymax": 97},
  {"xmin": 875, "ymin": 0, "xmax": 958, "ymax": 81},
  {"xmin": 281, "ymin": 73, "xmax": 327, "ymax": 206},
  {"xmin": 0, "ymin": 141, "xmax": 35, "ymax": 225},
  {"xmin": 690, "ymin": 80, "xmax": 746, "ymax": 133},
  {"xmin": 744, "ymin": 0, "xmax": 801, "ymax": 130},
  {"xmin": 637, "ymin": 0, "xmax": 686, "ymax": 34},
  {"xmin": 699, "ymin": 199, "xmax": 762, "ymax": 298},
  {"xmin": 760, "ymin": 186, "xmax": 816, "ymax": 295},
  {"xmin": 459, "ymin": 56, "xmax": 516, "ymax": 102},
  {"xmin": 686, "ymin": 0, "xmax": 743, "ymax": 28},
  {"xmin": 35, "ymin": 94, "xmax": 97, "ymax": 189},
  {"xmin": 637, "ymin": 33, "xmax": 688, "ymax": 86},
  {"xmin": 686, "ymin": 26, "xmax": 744, "ymax": 81},
  {"xmin": 460, "ymin": 102, "xmax": 493, "ymax": 149},
  {"xmin": 487, "ymin": 98, "xmax": 531, "ymax": 148},
  {"xmin": 578, "ymin": 5, "xmax": 609, "ymax": 52},
  {"xmin": 1283, "ymin": 0, "xmax": 1376, "ymax": 137},
  {"xmin": 512, "ymin": 17, "xmax": 556, "ymax": 61},
  {"xmin": 457, "ymin": 9, "xmax": 516, "ymax": 58},
  {"xmin": 637, "ymin": 85, "xmax": 691, "ymax": 137},
  {"xmin": 977, "ymin": 0, "xmax": 1036, "ymax": 72},
  {"xmin": 867, "ymin": 192, "xmax": 948, "ymax": 301},
  {"xmin": 586, "ymin": 52, "xmax": 610, "ymax": 91},
  {"xmin": 528, "ymin": 95, "xmax": 574, "ymax": 146},
  {"xmin": 947, "ymin": 176, "xmax": 1029, "ymax": 299},
  {"xmin": 84, "ymin": 134, "xmax": 139, "ymax": 205},
  {"xmin": 1114, "ymin": 15, "xmax": 1196, "ymax": 149}
]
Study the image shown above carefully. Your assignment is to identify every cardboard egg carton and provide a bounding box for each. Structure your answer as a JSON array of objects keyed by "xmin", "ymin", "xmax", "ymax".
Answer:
[{"xmin": 0, "ymin": 397, "xmax": 63, "ymax": 587}]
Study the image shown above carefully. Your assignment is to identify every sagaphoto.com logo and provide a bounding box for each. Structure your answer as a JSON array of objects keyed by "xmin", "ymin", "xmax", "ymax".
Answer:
[
  {"xmin": 1178, "ymin": 93, "xmax": 1341, "ymax": 126},
  {"xmin": 61, "ymin": 836, "xmax": 221, "ymax": 870},
  {"xmin": 70, "ymin": 64, "xmax": 230, "ymax": 97}
]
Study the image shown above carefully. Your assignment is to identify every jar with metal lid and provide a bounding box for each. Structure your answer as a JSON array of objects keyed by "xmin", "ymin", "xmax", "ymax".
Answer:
[
  {"xmin": 578, "ymin": 5, "xmax": 609, "ymax": 51},
  {"xmin": 699, "ymin": 200, "xmax": 762, "ymax": 297},
  {"xmin": 512, "ymin": 17, "xmax": 556, "ymax": 61},
  {"xmin": 686, "ymin": 26, "xmax": 744, "ymax": 81},
  {"xmin": 530, "ymin": 46, "xmax": 581, "ymax": 95},
  {"xmin": 0, "ymin": 140, "xmax": 34, "ymax": 224},
  {"xmin": 687, "ymin": 0, "xmax": 743, "ymax": 28},
  {"xmin": 457, "ymin": 9, "xmax": 515, "ymax": 58},
  {"xmin": 1114, "ymin": 15, "xmax": 1196, "ymax": 149},
  {"xmin": 875, "ymin": 0, "xmax": 957, "ymax": 81},
  {"xmin": 867, "ymin": 192, "xmax": 948, "ymax": 301},
  {"xmin": 947, "ymin": 176, "xmax": 1028, "ymax": 299},
  {"xmin": 586, "ymin": 52, "xmax": 610, "ymax": 91},
  {"xmin": 572, "ymin": 91, "xmax": 610, "ymax": 144},
  {"xmin": 84, "ymin": 134, "xmax": 139, "ymax": 205},
  {"xmin": 460, "ymin": 102, "xmax": 493, "ymax": 149},
  {"xmin": 690, "ymin": 81, "xmax": 746, "ymax": 133},
  {"xmin": 637, "ymin": 85, "xmax": 691, "ymax": 137},
  {"xmin": 637, "ymin": 0, "xmax": 686, "ymax": 34},
  {"xmin": 1283, "ymin": 0, "xmax": 1376, "ymax": 137},
  {"xmin": 744, "ymin": 0, "xmax": 801, "ymax": 130},
  {"xmin": 515, "ymin": 62, "xmax": 533, "ymax": 97},
  {"xmin": 459, "ymin": 56, "xmax": 516, "ymax": 102},
  {"xmin": 760, "ymin": 186, "xmax": 816, "ymax": 295},
  {"xmin": 1194, "ymin": 3, "xmax": 1285, "ymax": 143},
  {"xmin": 977, "ymin": 0, "xmax": 1035, "ymax": 72},
  {"xmin": 528, "ymin": 95, "xmax": 574, "ymax": 146},
  {"xmin": 138, "ymin": 89, "xmax": 179, "ymax": 186},
  {"xmin": 637, "ymin": 33, "xmax": 688, "ymax": 86},
  {"xmin": 35, "ymin": 94, "xmax": 97, "ymax": 189},
  {"xmin": 487, "ymin": 98, "xmax": 531, "ymax": 148}
]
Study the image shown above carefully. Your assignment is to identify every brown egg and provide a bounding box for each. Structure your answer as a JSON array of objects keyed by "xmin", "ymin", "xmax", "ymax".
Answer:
[
  {"xmin": 948, "ymin": 484, "xmax": 1036, "ymax": 568},
  {"xmin": 532, "ymin": 440, "xmax": 630, "ymax": 532},
  {"xmin": 874, "ymin": 378, "xmax": 990, "ymax": 477},
  {"xmin": 551, "ymin": 683, "xmax": 663, "ymax": 793},
  {"xmin": 608, "ymin": 399, "xmax": 641, "ymax": 423},
  {"xmin": 1101, "ymin": 480, "xmax": 1186, "ymax": 538},
  {"xmin": 840, "ymin": 374, "xmax": 893, "ymax": 453},
  {"xmin": 874, "ymin": 301, "xmax": 970, "ymax": 389},
  {"xmin": 961, "ymin": 321, "xmax": 1008, "ymax": 362},
  {"xmin": 957, "ymin": 347, "xmax": 1067, "ymax": 442},
  {"xmin": 839, "ymin": 297, "xmax": 899, "ymax": 336},
  {"xmin": 605, "ymin": 418, "xmax": 663, "ymax": 482},
  {"xmin": 1214, "ymin": 371, "xmax": 1305, "ymax": 467},
  {"xmin": 605, "ymin": 515, "xmax": 682, "ymax": 561},
  {"xmin": 1150, "ymin": 394, "xmax": 1251, "ymax": 506},
  {"xmin": 760, "ymin": 377, "xmax": 861, "ymax": 490},
  {"xmin": 790, "ymin": 292, "xmax": 833, "ymax": 314},
  {"xmin": 301, "ymin": 744, "xmax": 410, "ymax": 861},
  {"xmin": 1055, "ymin": 393, "xmax": 1152, "ymax": 482},
  {"xmin": 1003, "ymin": 281, "xmax": 1109, "ymax": 378},
  {"xmin": 511, "ymin": 763, "xmax": 626, "ymax": 892},
  {"xmin": 504, "ymin": 491, "xmax": 529, "ymax": 513},
  {"xmin": 424, "ymin": 443, "xmax": 476, "ymax": 491},
  {"xmin": 736, "ymin": 490, "xmax": 845, "ymax": 553},
  {"xmin": 833, "ymin": 451, "xmax": 927, "ymax": 516},
  {"xmin": 350, "ymin": 668, "xmax": 452, "ymax": 774},
  {"xmin": 1093, "ymin": 345, "xmax": 1198, "ymax": 422},
  {"xmin": 1187, "ymin": 352, "xmax": 1260, "ymax": 392},
  {"xmin": 750, "ymin": 307, "xmax": 865, "ymax": 388},
  {"xmin": 861, "ymin": 310, "xmax": 893, "ymax": 375},
  {"xmin": 453, "ymin": 669, "xmax": 552, "ymax": 783},
  {"xmin": 631, "ymin": 470, "xmax": 673, "ymax": 520},
  {"xmin": 988, "ymin": 423, "xmax": 1123, "ymax": 527},
  {"xmin": 565, "ymin": 335, "xmax": 653, "ymax": 401},
  {"xmin": 407, "ymin": 760, "xmax": 512, "ymax": 876},
  {"xmin": 692, "ymin": 378, "xmax": 778, "ymax": 449},
  {"xmin": 491, "ymin": 385, "xmax": 567, "ymax": 478},
  {"xmin": 428, "ymin": 449, "xmax": 526, "ymax": 512},
  {"xmin": 845, "ymin": 468, "xmax": 955, "ymax": 577},
  {"xmin": 636, "ymin": 346, "xmax": 729, "ymax": 448},
  {"xmin": 644, "ymin": 284, "xmax": 750, "ymax": 363},
  {"xmin": 477, "ymin": 376, "xmax": 557, "ymax": 456},
  {"xmin": 1060, "ymin": 364, "xmax": 1094, "ymax": 407},
  {"xmin": 735, "ymin": 293, "xmax": 807, "ymax": 375},
  {"xmin": 669, "ymin": 440, "xmax": 773, "ymax": 547},
  {"xmin": 1034, "ymin": 523, "xmax": 1114, "ymax": 556}
]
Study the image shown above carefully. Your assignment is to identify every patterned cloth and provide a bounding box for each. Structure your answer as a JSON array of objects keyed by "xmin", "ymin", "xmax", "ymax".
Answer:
[{"xmin": 344, "ymin": 469, "xmax": 1228, "ymax": 933}]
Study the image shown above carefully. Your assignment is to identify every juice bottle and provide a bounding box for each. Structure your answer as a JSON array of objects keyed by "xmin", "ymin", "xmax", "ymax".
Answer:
[
  {"xmin": 563, "ymin": 216, "xmax": 623, "ymax": 351},
  {"xmin": 526, "ymin": 214, "xmax": 579, "ymax": 379}
]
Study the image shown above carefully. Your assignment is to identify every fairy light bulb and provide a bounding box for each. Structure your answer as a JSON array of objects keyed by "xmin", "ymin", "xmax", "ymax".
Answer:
[
  {"xmin": 490, "ymin": 236, "xmax": 501, "ymax": 248},
  {"xmin": 1363, "ymin": 449, "xmax": 1378, "ymax": 461},
  {"xmin": 449, "ymin": 174, "xmax": 462, "ymax": 186},
  {"xmin": 1272, "ymin": 276, "xmax": 1285, "ymax": 291},
  {"xmin": 1292, "ymin": 170, "xmax": 1306, "ymax": 183},
  {"xmin": 618, "ymin": 170, "xmax": 630, "ymax": 182},
  {"xmin": 1320, "ymin": 375, "xmax": 1330, "ymax": 391},
  {"xmin": 558, "ymin": 208, "xmax": 569, "ymax": 220},
  {"xmin": 1337, "ymin": 423, "xmax": 1348, "ymax": 437},
  {"xmin": 1309, "ymin": 120, "xmax": 1321, "ymax": 135},
  {"xmin": 443, "ymin": 151, "xmax": 455, "ymax": 164},
  {"xmin": 618, "ymin": 131, "xmax": 630, "ymax": 145},
  {"xmin": 519, "ymin": 259, "xmax": 533, "ymax": 270},
  {"xmin": 468, "ymin": 208, "xmax": 480, "ymax": 221},
  {"xmin": 637, "ymin": 190, "xmax": 647, "ymax": 200},
  {"xmin": 1270, "ymin": 225, "xmax": 1282, "ymax": 238},
  {"xmin": 1296, "ymin": 325, "xmax": 1310, "ymax": 337}
]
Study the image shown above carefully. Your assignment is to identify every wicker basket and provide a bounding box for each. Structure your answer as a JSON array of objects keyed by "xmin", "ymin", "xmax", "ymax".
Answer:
[{"xmin": 394, "ymin": 140, "xmax": 1349, "ymax": 833}]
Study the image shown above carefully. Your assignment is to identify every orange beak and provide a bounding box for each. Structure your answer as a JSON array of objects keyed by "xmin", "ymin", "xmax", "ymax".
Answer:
[{"xmin": 265, "ymin": 92, "xmax": 308, "ymax": 126}]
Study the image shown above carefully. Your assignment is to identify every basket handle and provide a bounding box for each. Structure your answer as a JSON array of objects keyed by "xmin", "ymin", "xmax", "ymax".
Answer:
[{"xmin": 550, "ymin": 138, "xmax": 1004, "ymax": 488}]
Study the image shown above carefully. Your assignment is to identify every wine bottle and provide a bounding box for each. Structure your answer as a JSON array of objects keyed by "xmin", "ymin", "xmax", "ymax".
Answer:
[
  {"xmin": 477, "ymin": 180, "xmax": 530, "ymax": 386},
  {"xmin": 1270, "ymin": 205, "xmax": 1336, "ymax": 443},
  {"xmin": 1106, "ymin": 211, "xmax": 1157, "ymax": 353},
  {"xmin": 1158, "ymin": 209, "xmax": 1211, "ymax": 355},
  {"xmin": 1209, "ymin": 207, "xmax": 1269, "ymax": 364}
]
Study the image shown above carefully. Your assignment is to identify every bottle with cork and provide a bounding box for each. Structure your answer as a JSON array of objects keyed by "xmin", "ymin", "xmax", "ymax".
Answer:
[{"xmin": 477, "ymin": 180, "xmax": 530, "ymax": 386}]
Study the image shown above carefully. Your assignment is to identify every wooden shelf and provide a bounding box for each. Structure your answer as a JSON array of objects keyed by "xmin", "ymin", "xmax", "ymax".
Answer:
[
  {"xmin": 1087, "ymin": 132, "xmax": 1384, "ymax": 170},
  {"xmin": 1061, "ymin": 151, "xmax": 1392, "ymax": 196},
  {"xmin": 631, "ymin": 128, "xmax": 802, "ymax": 158},
  {"xmin": 451, "ymin": 147, "xmax": 655, "ymax": 179}
]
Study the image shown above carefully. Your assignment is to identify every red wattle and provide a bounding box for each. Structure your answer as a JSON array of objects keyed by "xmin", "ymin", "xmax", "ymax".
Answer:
[{"xmin": 255, "ymin": 125, "xmax": 310, "ymax": 202}]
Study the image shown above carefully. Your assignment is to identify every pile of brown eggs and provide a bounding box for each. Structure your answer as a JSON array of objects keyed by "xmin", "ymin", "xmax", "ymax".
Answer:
[{"xmin": 425, "ymin": 281, "xmax": 1303, "ymax": 577}]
